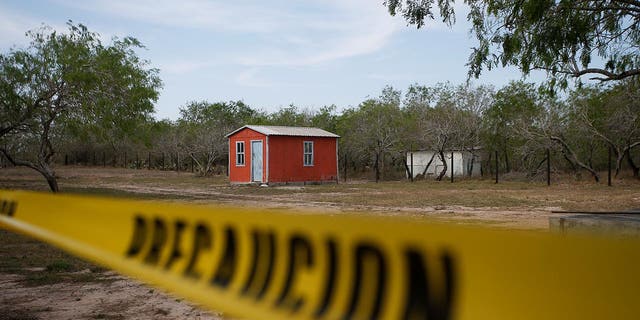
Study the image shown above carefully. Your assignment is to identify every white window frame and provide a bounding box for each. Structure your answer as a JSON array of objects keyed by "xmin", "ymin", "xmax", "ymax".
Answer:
[
  {"xmin": 303, "ymin": 141, "xmax": 314, "ymax": 166},
  {"xmin": 236, "ymin": 141, "xmax": 245, "ymax": 166}
]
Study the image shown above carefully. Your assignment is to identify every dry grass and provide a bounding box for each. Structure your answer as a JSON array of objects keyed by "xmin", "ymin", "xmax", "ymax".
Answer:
[
  {"xmin": 1, "ymin": 165, "xmax": 638, "ymax": 233},
  {"xmin": 0, "ymin": 230, "xmax": 108, "ymax": 286},
  {"xmin": 1, "ymin": 165, "xmax": 638, "ymax": 213}
]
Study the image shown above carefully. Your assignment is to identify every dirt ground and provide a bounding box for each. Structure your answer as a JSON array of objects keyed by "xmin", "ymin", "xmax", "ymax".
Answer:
[
  {"xmin": 0, "ymin": 272, "xmax": 223, "ymax": 320},
  {"xmin": 1, "ymin": 166, "xmax": 639, "ymax": 319}
]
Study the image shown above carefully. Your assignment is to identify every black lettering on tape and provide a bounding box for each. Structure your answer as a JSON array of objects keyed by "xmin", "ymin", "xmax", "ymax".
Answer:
[
  {"xmin": 211, "ymin": 226, "xmax": 238, "ymax": 288},
  {"xmin": 402, "ymin": 249, "xmax": 456, "ymax": 320},
  {"xmin": 184, "ymin": 223, "xmax": 212, "ymax": 279},
  {"xmin": 144, "ymin": 218, "xmax": 168, "ymax": 265},
  {"xmin": 242, "ymin": 230, "xmax": 276, "ymax": 299},
  {"xmin": 0, "ymin": 200, "xmax": 17, "ymax": 217},
  {"xmin": 314, "ymin": 239, "xmax": 337, "ymax": 318},
  {"xmin": 164, "ymin": 220, "xmax": 187, "ymax": 270},
  {"xmin": 441, "ymin": 252, "xmax": 455, "ymax": 319},
  {"xmin": 345, "ymin": 244, "xmax": 387, "ymax": 320},
  {"xmin": 276, "ymin": 235, "xmax": 314, "ymax": 312},
  {"xmin": 126, "ymin": 215, "xmax": 148, "ymax": 257}
]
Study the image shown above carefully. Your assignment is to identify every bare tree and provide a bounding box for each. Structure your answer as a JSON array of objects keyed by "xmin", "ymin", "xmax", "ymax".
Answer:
[
  {"xmin": 176, "ymin": 101, "xmax": 255, "ymax": 175},
  {"xmin": 571, "ymin": 82, "xmax": 640, "ymax": 177},
  {"xmin": 519, "ymin": 99, "xmax": 602, "ymax": 182}
]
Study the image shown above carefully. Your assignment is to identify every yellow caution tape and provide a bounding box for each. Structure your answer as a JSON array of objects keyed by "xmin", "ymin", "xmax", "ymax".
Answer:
[{"xmin": 1, "ymin": 190, "xmax": 639, "ymax": 319}]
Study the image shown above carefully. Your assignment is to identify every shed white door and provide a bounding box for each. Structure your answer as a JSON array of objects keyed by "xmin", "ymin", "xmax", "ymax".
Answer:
[{"xmin": 251, "ymin": 141, "xmax": 263, "ymax": 182}]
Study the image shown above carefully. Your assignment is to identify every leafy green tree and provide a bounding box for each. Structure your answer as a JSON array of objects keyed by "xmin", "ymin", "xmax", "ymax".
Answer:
[
  {"xmin": 482, "ymin": 81, "xmax": 542, "ymax": 172},
  {"xmin": 385, "ymin": 0, "xmax": 640, "ymax": 86},
  {"xmin": 0, "ymin": 22, "xmax": 161, "ymax": 191},
  {"xmin": 311, "ymin": 105, "xmax": 339, "ymax": 133},
  {"xmin": 335, "ymin": 107, "xmax": 367, "ymax": 176},
  {"xmin": 267, "ymin": 104, "xmax": 313, "ymax": 126},
  {"xmin": 338, "ymin": 86, "xmax": 406, "ymax": 181}
]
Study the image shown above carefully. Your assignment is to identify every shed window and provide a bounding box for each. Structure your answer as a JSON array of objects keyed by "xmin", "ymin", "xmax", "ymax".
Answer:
[
  {"xmin": 236, "ymin": 141, "xmax": 245, "ymax": 166},
  {"xmin": 303, "ymin": 141, "xmax": 314, "ymax": 166}
]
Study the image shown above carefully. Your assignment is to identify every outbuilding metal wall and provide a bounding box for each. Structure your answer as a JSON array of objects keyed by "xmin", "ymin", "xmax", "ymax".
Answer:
[{"xmin": 406, "ymin": 150, "xmax": 481, "ymax": 178}]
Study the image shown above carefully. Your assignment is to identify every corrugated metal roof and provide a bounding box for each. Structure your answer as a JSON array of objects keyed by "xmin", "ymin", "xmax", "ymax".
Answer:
[{"xmin": 226, "ymin": 125, "xmax": 340, "ymax": 138}]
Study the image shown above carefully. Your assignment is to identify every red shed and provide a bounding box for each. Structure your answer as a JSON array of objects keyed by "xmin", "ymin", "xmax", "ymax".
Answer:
[{"xmin": 226, "ymin": 125, "xmax": 340, "ymax": 184}]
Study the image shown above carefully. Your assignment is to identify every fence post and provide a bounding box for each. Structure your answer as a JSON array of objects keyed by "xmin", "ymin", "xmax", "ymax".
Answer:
[
  {"xmin": 343, "ymin": 154, "xmax": 347, "ymax": 183},
  {"xmin": 148, "ymin": 152, "xmax": 151, "ymax": 170},
  {"xmin": 495, "ymin": 150, "xmax": 499, "ymax": 184},
  {"xmin": 450, "ymin": 151, "xmax": 454, "ymax": 183},
  {"xmin": 608, "ymin": 147, "xmax": 612, "ymax": 187},
  {"xmin": 410, "ymin": 152, "xmax": 414, "ymax": 182},
  {"xmin": 64, "ymin": 154, "xmax": 68, "ymax": 166},
  {"xmin": 546, "ymin": 148, "xmax": 551, "ymax": 186},
  {"xmin": 136, "ymin": 153, "xmax": 140, "ymax": 169}
]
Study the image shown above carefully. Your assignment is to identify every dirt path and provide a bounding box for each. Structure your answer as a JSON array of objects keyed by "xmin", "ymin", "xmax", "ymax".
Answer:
[
  {"xmin": 0, "ymin": 272, "xmax": 223, "ymax": 320},
  {"xmin": 66, "ymin": 181, "xmax": 559, "ymax": 230}
]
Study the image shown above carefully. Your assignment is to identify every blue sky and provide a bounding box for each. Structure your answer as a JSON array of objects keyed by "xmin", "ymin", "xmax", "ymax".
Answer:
[{"xmin": 1, "ymin": 0, "xmax": 544, "ymax": 120}]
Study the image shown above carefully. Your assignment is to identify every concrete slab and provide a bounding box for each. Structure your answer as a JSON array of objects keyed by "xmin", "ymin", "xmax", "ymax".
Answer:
[{"xmin": 549, "ymin": 213, "xmax": 640, "ymax": 237}]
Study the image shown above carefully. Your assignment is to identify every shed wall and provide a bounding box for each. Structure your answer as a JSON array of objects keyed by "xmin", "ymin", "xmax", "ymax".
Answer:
[
  {"xmin": 228, "ymin": 128, "xmax": 267, "ymax": 183},
  {"xmin": 407, "ymin": 151, "xmax": 481, "ymax": 178},
  {"xmin": 268, "ymin": 136, "xmax": 338, "ymax": 183}
]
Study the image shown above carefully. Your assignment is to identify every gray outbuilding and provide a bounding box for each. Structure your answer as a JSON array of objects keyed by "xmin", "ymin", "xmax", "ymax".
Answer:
[{"xmin": 406, "ymin": 150, "xmax": 481, "ymax": 178}]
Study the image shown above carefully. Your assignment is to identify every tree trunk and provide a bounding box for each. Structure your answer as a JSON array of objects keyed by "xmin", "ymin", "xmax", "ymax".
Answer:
[
  {"xmin": 625, "ymin": 148, "xmax": 640, "ymax": 178},
  {"xmin": 41, "ymin": 170, "xmax": 59, "ymax": 192},
  {"xmin": 613, "ymin": 146, "xmax": 624, "ymax": 177},
  {"xmin": 503, "ymin": 148, "xmax": 510, "ymax": 173},
  {"xmin": 529, "ymin": 156, "xmax": 547, "ymax": 178},
  {"xmin": 550, "ymin": 136, "xmax": 600, "ymax": 182},
  {"xmin": 374, "ymin": 152, "xmax": 380, "ymax": 183},
  {"xmin": 380, "ymin": 151, "xmax": 385, "ymax": 181},
  {"xmin": 403, "ymin": 156, "xmax": 411, "ymax": 180},
  {"xmin": 436, "ymin": 151, "xmax": 447, "ymax": 181},
  {"xmin": 420, "ymin": 152, "xmax": 437, "ymax": 178},
  {"xmin": 0, "ymin": 149, "xmax": 59, "ymax": 192},
  {"xmin": 562, "ymin": 153, "xmax": 577, "ymax": 172}
]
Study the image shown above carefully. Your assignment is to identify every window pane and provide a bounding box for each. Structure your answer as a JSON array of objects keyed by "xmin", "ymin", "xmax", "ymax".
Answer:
[
  {"xmin": 236, "ymin": 142, "xmax": 245, "ymax": 165},
  {"xmin": 303, "ymin": 141, "xmax": 313, "ymax": 165}
]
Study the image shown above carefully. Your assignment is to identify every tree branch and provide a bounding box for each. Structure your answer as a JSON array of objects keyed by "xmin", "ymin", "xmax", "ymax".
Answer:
[
  {"xmin": 0, "ymin": 148, "xmax": 39, "ymax": 171},
  {"xmin": 535, "ymin": 65, "xmax": 640, "ymax": 81}
]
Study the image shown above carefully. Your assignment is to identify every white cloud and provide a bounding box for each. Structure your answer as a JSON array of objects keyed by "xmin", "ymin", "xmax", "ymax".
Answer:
[
  {"xmin": 55, "ymin": 0, "xmax": 288, "ymax": 33},
  {"xmin": 0, "ymin": 4, "xmax": 120, "ymax": 50},
  {"xmin": 234, "ymin": 67, "xmax": 302, "ymax": 88},
  {"xmin": 235, "ymin": 68, "xmax": 268, "ymax": 87},
  {"xmin": 0, "ymin": 6, "xmax": 43, "ymax": 48},
  {"xmin": 57, "ymin": 0, "xmax": 404, "ymax": 67},
  {"xmin": 159, "ymin": 60, "xmax": 218, "ymax": 75},
  {"xmin": 236, "ymin": 0, "xmax": 403, "ymax": 67}
]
